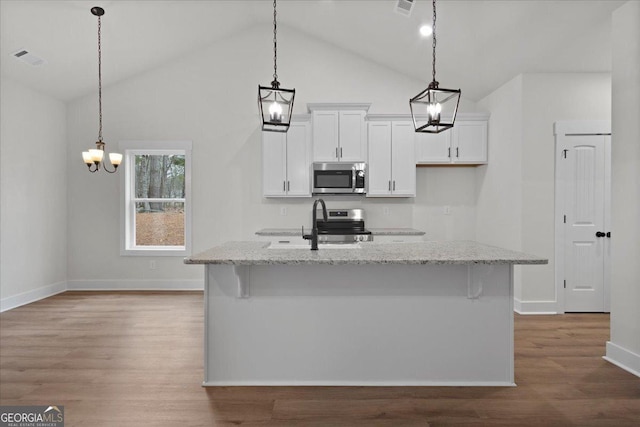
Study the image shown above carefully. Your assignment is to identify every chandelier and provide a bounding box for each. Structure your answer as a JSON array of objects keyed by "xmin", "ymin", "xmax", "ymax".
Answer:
[
  {"xmin": 410, "ymin": 0, "xmax": 461, "ymax": 133},
  {"xmin": 82, "ymin": 7, "xmax": 122, "ymax": 173},
  {"xmin": 258, "ymin": 0, "xmax": 295, "ymax": 132}
]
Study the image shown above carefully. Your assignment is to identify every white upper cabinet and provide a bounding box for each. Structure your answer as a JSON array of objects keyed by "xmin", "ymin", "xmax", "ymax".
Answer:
[
  {"xmin": 367, "ymin": 121, "xmax": 416, "ymax": 197},
  {"xmin": 415, "ymin": 114, "xmax": 489, "ymax": 165},
  {"xmin": 367, "ymin": 121, "xmax": 392, "ymax": 197},
  {"xmin": 311, "ymin": 111, "xmax": 339, "ymax": 161},
  {"xmin": 338, "ymin": 111, "xmax": 367, "ymax": 162},
  {"xmin": 390, "ymin": 122, "xmax": 417, "ymax": 196},
  {"xmin": 309, "ymin": 103, "xmax": 369, "ymax": 162},
  {"xmin": 452, "ymin": 120, "xmax": 488, "ymax": 164},
  {"xmin": 262, "ymin": 120, "xmax": 311, "ymax": 198},
  {"xmin": 415, "ymin": 130, "xmax": 452, "ymax": 164}
]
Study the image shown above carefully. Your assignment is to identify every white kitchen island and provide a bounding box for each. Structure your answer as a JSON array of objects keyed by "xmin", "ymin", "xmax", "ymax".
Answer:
[{"xmin": 185, "ymin": 241, "xmax": 546, "ymax": 386}]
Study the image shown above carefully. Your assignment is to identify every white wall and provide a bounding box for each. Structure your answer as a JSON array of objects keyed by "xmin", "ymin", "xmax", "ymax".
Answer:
[
  {"xmin": 66, "ymin": 24, "xmax": 480, "ymax": 286},
  {"xmin": 0, "ymin": 77, "xmax": 67, "ymax": 309},
  {"xmin": 608, "ymin": 0, "xmax": 640, "ymax": 376},
  {"xmin": 476, "ymin": 75, "xmax": 524, "ymax": 301},
  {"xmin": 476, "ymin": 73, "xmax": 611, "ymax": 312},
  {"xmin": 521, "ymin": 73, "xmax": 611, "ymax": 306}
]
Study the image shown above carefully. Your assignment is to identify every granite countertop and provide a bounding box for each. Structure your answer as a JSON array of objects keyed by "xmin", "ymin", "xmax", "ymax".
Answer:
[
  {"xmin": 368, "ymin": 228, "xmax": 425, "ymax": 236},
  {"xmin": 184, "ymin": 241, "xmax": 547, "ymax": 266},
  {"xmin": 255, "ymin": 228, "xmax": 425, "ymax": 236}
]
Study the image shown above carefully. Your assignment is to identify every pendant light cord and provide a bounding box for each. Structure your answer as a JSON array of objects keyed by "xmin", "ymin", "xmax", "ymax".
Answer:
[
  {"xmin": 272, "ymin": 0, "xmax": 279, "ymax": 87},
  {"xmin": 97, "ymin": 13, "xmax": 103, "ymax": 142},
  {"xmin": 431, "ymin": 0, "xmax": 437, "ymax": 85}
]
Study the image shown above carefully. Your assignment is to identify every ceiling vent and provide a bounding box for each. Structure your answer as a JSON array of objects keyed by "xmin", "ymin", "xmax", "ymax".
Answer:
[
  {"xmin": 11, "ymin": 49, "xmax": 46, "ymax": 66},
  {"xmin": 395, "ymin": 0, "xmax": 415, "ymax": 16}
]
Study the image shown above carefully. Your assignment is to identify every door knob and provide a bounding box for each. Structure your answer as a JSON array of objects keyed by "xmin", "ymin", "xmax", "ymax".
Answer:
[{"xmin": 595, "ymin": 231, "xmax": 606, "ymax": 238}]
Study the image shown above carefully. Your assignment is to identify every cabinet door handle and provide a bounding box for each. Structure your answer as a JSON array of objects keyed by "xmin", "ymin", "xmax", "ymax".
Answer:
[
  {"xmin": 448, "ymin": 147, "xmax": 451, "ymax": 158},
  {"xmin": 388, "ymin": 180, "xmax": 391, "ymax": 191},
  {"xmin": 287, "ymin": 181, "xmax": 290, "ymax": 191},
  {"xmin": 393, "ymin": 181, "xmax": 396, "ymax": 191},
  {"xmin": 335, "ymin": 147, "xmax": 339, "ymax": 158},
  {"xmin": 456, "ymin": 147, "xmax": 459, "ymax": 158},
  {"xmin": 340, "ymin": 147, "xmax": 343, "ymax": 158},
  {"xmin": 283, "ymin": 181, "xmax": 286, "ymax": 192}
]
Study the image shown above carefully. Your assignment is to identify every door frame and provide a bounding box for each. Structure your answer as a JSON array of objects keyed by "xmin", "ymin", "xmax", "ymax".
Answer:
[{"xmin": 554, "ymin": 121, "xmax": 611, "ymax": 313}]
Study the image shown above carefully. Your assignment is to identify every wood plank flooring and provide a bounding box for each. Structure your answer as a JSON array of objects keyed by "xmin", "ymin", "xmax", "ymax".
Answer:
[{"xmin": 1, "ymin": 291, "xmax": 638, "ymax": 426}]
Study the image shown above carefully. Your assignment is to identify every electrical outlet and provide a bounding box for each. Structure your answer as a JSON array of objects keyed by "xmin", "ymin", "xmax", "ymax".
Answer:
[
  {"xmin": 443, "ymin": 206, "xmax": 451, "ymax": 215},
  {"xmin": 149, "ymin": 260, "xmax": 157, "ymax": 270},
  {"xmin": 280, "ymin": 207, "xmax": 287, "ymax": 216},
  {"xmin": 383, "ymin": 207, "xmax": 390, "ymax": 216}
]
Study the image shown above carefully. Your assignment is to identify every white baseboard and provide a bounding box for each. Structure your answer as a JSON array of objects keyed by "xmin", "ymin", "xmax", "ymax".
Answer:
[
  {"xmin": 1, "ymin": 280, "xmax": 204, "ymax": 312},
  {"xmin": 66, "ymin": 279, "xmax": 204, "ymax": 291},
  {"xmin": 202, "ymin": 381, "xmax": 517, "ymax": 387},
  {"xmin": 0, "ymin": 281, "xmax": 67, "ymax": 313},
  {"xmin": 604, "ymin": 341, "xmax": 640, "ymax": 378},
  {"xmin": 514, "ymin": 298, "xmax": 558, "ymax": 315}
]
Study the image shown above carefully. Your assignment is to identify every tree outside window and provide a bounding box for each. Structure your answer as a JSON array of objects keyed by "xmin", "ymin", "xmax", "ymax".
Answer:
[{"xmin": 120, "ymin": 141, "xmax": 192, "ymax": 256}]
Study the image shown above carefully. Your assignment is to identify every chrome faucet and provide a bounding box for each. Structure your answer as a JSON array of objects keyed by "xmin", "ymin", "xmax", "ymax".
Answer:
[{"xmin": 303, "ymin": 198, "xmax": 328, "ymax": 250}]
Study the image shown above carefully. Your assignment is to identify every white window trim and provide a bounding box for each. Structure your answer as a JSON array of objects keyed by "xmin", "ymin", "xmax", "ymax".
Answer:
[{"xmin": 119, "ymin": 140, "xmax": 192, "ymax": 256}]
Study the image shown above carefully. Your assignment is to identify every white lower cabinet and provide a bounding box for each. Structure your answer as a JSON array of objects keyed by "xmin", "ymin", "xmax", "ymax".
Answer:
[
  {"xmin": 367, "ymin": 121, "xmax": 416, "ymax": 197},
  {"xmin": 262, "ymin": 121, "xmax": 311, "ymax": 197},
  {"xmin": 415, "ymin": 118, "xmax": 488, "ymax": 165}
]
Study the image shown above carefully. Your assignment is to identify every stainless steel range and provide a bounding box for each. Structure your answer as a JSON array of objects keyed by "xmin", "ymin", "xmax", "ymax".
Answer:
[{"xmin": 314, "ymin": 208, "xmax": 373, "ymax": 243}]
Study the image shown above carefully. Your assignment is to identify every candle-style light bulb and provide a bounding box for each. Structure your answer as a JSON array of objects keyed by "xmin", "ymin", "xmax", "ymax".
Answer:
[
  {"xmin": 428, "ymin": 102, "xmax": 442, "ymax": 124},
  {"xmin": 269, "ymin": 101, "xmax": 282, "ymax": 122}
]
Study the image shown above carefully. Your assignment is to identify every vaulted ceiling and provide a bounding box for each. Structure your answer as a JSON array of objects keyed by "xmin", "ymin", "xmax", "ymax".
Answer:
[{"xmin": 0, "ymin": 0, "xmax": 624, "ymax": 102}]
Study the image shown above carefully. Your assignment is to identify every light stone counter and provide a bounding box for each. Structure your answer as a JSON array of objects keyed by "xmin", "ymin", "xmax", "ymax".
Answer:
[
  {"xmin": 184, "ymin": 240, "xmax": 547, "ymax": 266},
  {"xmin": 255, "ymin": 227, "xmax": 425, "ymax": 236}
]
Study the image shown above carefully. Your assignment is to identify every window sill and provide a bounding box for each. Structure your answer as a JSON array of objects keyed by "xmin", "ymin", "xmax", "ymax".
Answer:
[{"xmin": 121, "ymin": 247, "xmax": 189, "ymax": 257}]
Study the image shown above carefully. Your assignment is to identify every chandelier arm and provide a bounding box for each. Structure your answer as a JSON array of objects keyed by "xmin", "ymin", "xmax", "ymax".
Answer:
[
  {"xmin": 88, "ymin": 163, "xmax": 99, "ymax": 173},
  {"xmin": 102, "ymin": 161, "xmax": 118, "ymax": 174}
]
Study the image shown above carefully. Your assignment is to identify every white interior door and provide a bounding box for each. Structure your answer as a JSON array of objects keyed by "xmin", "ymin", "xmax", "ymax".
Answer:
[{"xmin": 562, "ymin": 135, "xmax": 610, "ymax": 312}]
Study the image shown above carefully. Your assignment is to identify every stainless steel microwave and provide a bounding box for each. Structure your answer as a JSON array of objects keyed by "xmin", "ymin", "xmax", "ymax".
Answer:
[{"xmin": 312, "ymin": 162, "xmax": 366, "ymax": 195}]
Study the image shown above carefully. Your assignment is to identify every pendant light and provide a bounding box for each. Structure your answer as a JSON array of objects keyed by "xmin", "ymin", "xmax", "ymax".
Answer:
[
  {"xmin": 258, "ymin": 0, "xmax": 295, "ymax": 133},
  {"xmin": 410, "ymin": 0, "xmax": 461, "ymax": 133},
  {"xmin": 82, "ymin": 6, "xmax": 122, "ymax": 173}
]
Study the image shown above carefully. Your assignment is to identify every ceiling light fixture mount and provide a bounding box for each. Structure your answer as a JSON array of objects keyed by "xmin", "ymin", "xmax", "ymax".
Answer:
[
  {"xmin": 82, "ymin": 6, "xmax": 122, "ymax": 173},
  {"xmin": 258, "ymin": 0, "xmax": 295, "ymax": 133},
  {"xmin": 410, "ymin": 0, "xmax": 461, "ymax": 134}
]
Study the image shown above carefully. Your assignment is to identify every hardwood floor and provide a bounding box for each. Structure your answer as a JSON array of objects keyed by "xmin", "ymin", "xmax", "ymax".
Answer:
[{"xmin": 1, "ymin": 291, "xmax": 638, "ymax": 426}]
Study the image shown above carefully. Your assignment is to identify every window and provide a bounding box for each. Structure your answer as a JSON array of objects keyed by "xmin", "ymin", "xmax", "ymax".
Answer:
[{"xmin": 120, "ymin": 141, "xmax": 192, "ymax": 256}]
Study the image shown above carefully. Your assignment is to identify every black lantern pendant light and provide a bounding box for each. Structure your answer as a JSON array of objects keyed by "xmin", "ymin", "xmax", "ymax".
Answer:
[
  {"xmin": 410, "ymin": 0, "xmax": 461, "ymax": 133},
  {"xmin": 258, "ymin": 0, "xmax": 295, "ymax": 132},
  {"xmin": 82, "ymin": 6, "xmax": 122, "ymax": 173}
]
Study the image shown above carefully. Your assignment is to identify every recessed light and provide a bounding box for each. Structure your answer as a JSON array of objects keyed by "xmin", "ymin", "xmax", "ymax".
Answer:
[{"xmin": 419, "ymin": 25, "xmax": 432, "ymax": 37}]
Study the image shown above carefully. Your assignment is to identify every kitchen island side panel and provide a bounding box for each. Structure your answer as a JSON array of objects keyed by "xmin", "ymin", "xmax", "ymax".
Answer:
[{"xmin": 204, "ymin": 263, "xmax": 514, "ymax": 386}]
